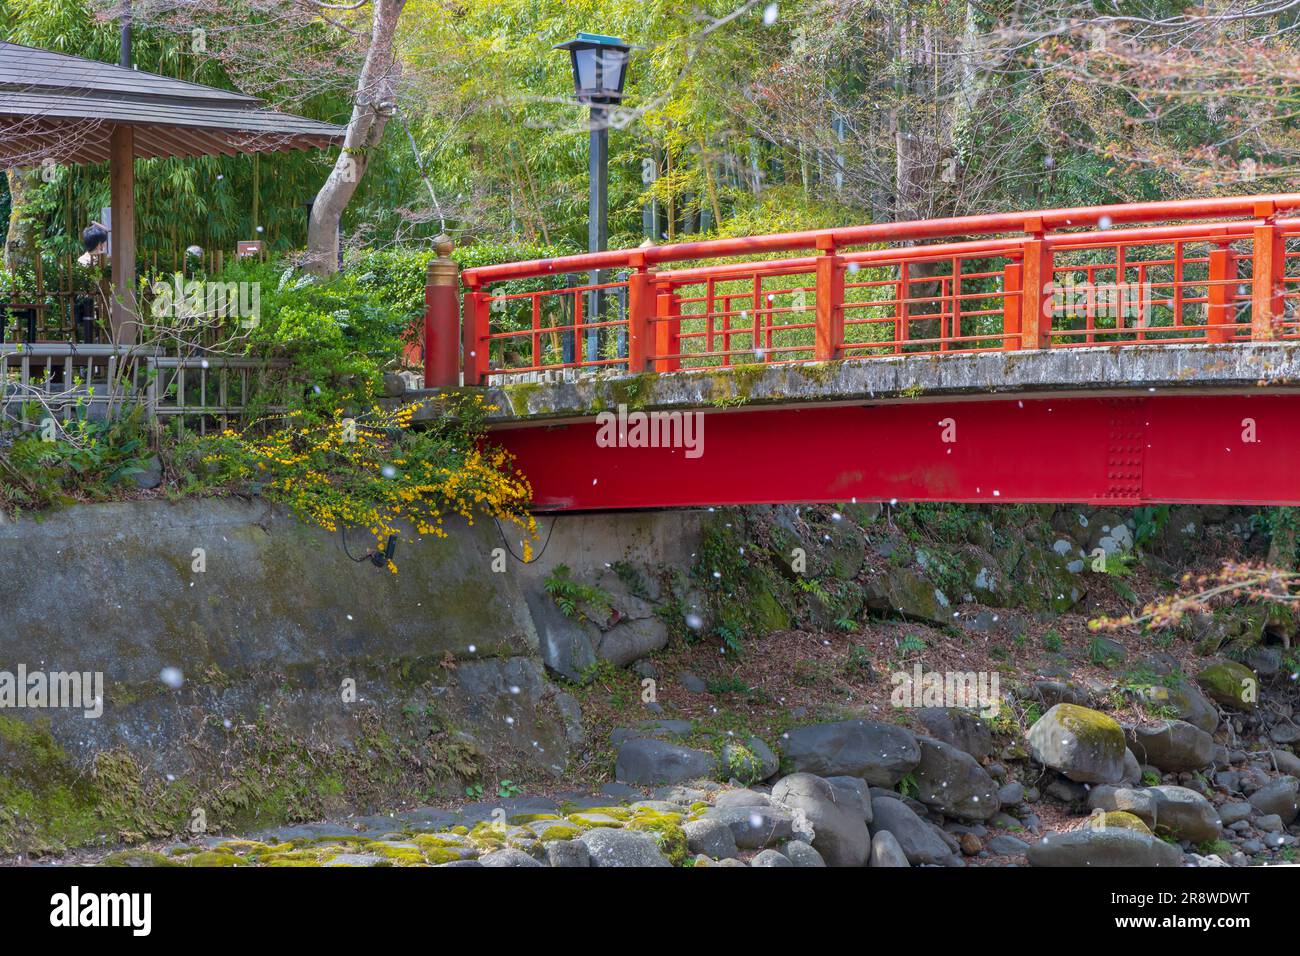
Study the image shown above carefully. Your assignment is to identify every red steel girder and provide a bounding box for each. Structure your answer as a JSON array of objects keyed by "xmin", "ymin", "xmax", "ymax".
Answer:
[{"xmin": 488, "ymin": 394, "xmax": 1300, "ymax": 511}]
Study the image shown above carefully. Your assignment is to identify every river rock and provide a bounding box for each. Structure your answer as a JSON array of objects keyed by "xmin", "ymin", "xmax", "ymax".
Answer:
[
  {"xmin": 780, "ymin": 719, "xmax": 921, "ymax": 785},
  {"xmin": 750, "ymin": 849, "xmax": 793, "ymax": 867},
  {"xmin": 912, "ymin": 736, "xmax": 1000, "ymax": 821},
  {"xmin": 701, "ymin": 804, "xmax": 795, "ymax": 849},
  {"xmin": 916, "ymin": 707, "xmax": 995, "ymax": 760},
  {"xmin": 479, "ymin": 848, "xmax": 544, "ymax": 867},
  {"xmin": 869, "ymin": 794, "xmax": 958, "ymax": 866},
  {"xmin": 783, "ymin": 840, "xmax": 827, "ymax": 867},
  {"xmin": 615, "ymin": 738, "xmax": 716, "ymax": 785},
  {"xmin": 1098, "ymin": 786, "xmax": 1222, "ymax": 843},
  {"xmin": 1134, "ymin": 680, "xmax": 1219, "ymax": 733},
  {"xmin": 682, "ymin": 818, "xmax": 739, "ymax": 859},
  {"xmin": 580, "ymin": 827, "xmax": 672, "ymax": 867},
  {"xmin": 1248, "ymin": 777, "xmax": 1299, "ymax": 824},
  {"xmin": 772, "ymin": 772, "xmax": 872, "ymax": 867},
  {"xmin": 1027, "ymin": 703, "xmax": 1127, "ymax": 783},
  {"xmin": 869, "ymin": 829, "xmax": 911, "ymax": 867},
  {"xmin": 1196, "ymin": 662, "xmax": 1258, "ymax": 711},
  {"xmin": 1027, "ymin": 827, "xmax": 1184, "ymax": 867},
  {"xmin": 1123, "ymin": 720, "xmax": 1216, "ymax": 773}
]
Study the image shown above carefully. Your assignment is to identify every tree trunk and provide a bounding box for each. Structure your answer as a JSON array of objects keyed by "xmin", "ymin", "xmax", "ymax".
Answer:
[
  {"xmin": 305, "ymin": 0, "xmax": 407, "ymax": 276},
  {"xmin": 4, "ymin": 168, "xmax": 40, "ymax": 273}
]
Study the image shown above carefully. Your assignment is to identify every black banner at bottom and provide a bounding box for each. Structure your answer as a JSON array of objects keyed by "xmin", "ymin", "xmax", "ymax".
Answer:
[{"xmin": 0, "ymin": 863, "xmax": 1283, "ymax": 943}]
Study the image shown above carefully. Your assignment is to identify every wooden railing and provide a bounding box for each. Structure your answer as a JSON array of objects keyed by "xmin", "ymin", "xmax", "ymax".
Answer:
[{"xmin": 1, "ymin": 344, "xmax": 286, "ymax": 433}]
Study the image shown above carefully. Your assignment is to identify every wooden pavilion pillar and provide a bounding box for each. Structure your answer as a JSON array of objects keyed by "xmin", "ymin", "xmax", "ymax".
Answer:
[{"xmin": 109, "ymin": 124, "xmax": 137, "ymax": 345}]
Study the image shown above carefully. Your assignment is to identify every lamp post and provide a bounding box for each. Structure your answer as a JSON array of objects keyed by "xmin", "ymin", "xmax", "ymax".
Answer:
[{"xmin": 555, "ymin": 33, "xmax": 631, "ymax": 365}]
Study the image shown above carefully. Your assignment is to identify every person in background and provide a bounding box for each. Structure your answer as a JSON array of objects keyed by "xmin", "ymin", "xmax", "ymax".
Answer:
[{"xmin": 77, "ymin": 221, "xmax": 108, "ymax": 267}]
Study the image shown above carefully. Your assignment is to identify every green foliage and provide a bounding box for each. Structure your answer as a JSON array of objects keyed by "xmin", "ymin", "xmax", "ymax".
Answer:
[
  {"xmin": 705, "ymin": 675, "xmax": 749, "ymax": 697},
  {"xmin": 1041, "ymin": 629, "xmax": 1063, "ymax": 652},
  {"xmin": 0, "ymin": 410, "xmax": 153, "ymax": 512},
  {"xmin": 897, "ymin": 634, "xmax": 927, "ymax": 654},
  {"xmin": 1132, "ymin": 506, "xmax": 1171, "ymax": 551},
  {"xmin": 896, "ymin": 773, "xmax": 919, "ymax": 799},
  {"xmin": 1087, "ymin": 635, "xmax": 1123, "ymax": 667},
  {"xmin": 543, "ymin": 565, "xmax": 613, "ymax": 623}
]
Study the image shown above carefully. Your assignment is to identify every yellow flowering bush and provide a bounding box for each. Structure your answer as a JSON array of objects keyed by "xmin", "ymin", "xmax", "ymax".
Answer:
[{"xmin": 193, "ymin": 393, "xmax": 536, "ymax": 568}]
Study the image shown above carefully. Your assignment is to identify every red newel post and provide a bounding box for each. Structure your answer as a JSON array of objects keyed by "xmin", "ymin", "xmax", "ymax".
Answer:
[
  {"xmin": 814, "ymin": 235, "xmax": 844, "ymax": 361},
  {"xmin": 423, "ymin": 234, "xmax": 460, "ymax": 388},
  {"xmin": 1019, "ymin": 226, "xmax": 1052, "ymax": 349},
  {"xmin": 1252, "ymin": 202, "xmax": 1285, "ymax": 341}
]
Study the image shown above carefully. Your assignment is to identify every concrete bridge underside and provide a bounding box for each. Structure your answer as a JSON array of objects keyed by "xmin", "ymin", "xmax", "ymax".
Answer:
[{"xmin": 412, "ymin": 343, "xmax": 1300, "ymax": 511}]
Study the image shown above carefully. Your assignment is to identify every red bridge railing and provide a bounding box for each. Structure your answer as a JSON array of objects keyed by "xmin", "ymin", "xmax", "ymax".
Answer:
[{"xmin": 426, "ymin": 195, "xmax": 1300, "ymax": 387}]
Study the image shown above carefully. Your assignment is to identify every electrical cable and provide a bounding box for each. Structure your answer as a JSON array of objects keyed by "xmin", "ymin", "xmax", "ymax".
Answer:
[{"xmin": 495, "ymin": 514, "xmax": 558, "ymax": 564}]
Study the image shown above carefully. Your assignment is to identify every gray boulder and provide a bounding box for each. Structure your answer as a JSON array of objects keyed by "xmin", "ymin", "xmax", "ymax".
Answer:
[
  {"xmin": 1094, "ymin": 786, "xmax": 1222, "ymax": 843},
  {"xmin": 986, "ymin": 834, "xmax": 1031, "ymax": 856},
  {"xmin": 1027, "ymin": 827, "xmax": 1184, "ymax": 867},
  {"xmin": 772, "ymin": 772, "xmax": 872, "ymax": 867},
  {"xmin": 1248, "ymin": 777, "xmax": 1299, "ymax": 824},
  {"xmin": 869, "ymin": 794, "xmax": 958, "ymax": 866},
  {"xmin": 916, "ymin": 707, "xmax": 995, "ymax": 760},
  {"xmin": 1134, "ymin": 680, "xmax": 1219, "ymax": 734},
  {"xmin": 996, "ymin": 782, "xmax": 1025, "ymax": 807},
  {"xmin": 580, "ymin": 827, "xmax": 672, "ymax": 867},
  {"xmin": 912, "ymin": 736, "xmax": 1000, "ymax": 821},
  {"xmin": 825, "ymin": 775, "xmax": 873, "ymax": 823},
  {"xmin": 713, "ymin": 788, "xmax": 770, "ymax": 809},
  {"xmin": 596, "ymin": 617, "xmax": 669, "ymax": 667},
  {"xmin": 527, "ymin": 589, "xmax": 598, "ymax": 683},
  {"xmin": 783, "ymin": 840, "xmax": 827, "ymax": 867},
  {"xmin": 780, "ymin": 719, "xmax": 921, "ymax": 785},
  {"xmin": 1123, "ymin": 720, "xmax": 1216, "ymax": 773},
  {"xmin": 1271, "ymin": 750, "xmax": 1300, "ymax": 777},
  {"xmin": 1218, "ymin": 801, "xmax": 1252, "ymax": 826},
  {"xmin": 1027, "ymin": 704, "xmax": 1127, "ymax": 783},
  {"xmin": 615, "ymin": 738, "xmax": 716, "ymax": 786},
  {"xmin": 478, "ymin": 848, "xmax": 544, "ymax": 867},
  {"xmin": 750, "ymin": 849, "xmax": 793, "ymax": 867},
  {"xmin": 544, "ymin": 840, "xmax": 590, "ymax": 867},
  {"xmin": 869, "ymin": 829, "xmax": 911, "ymax": 867},
  {"xmin": 1121, "ymin": 748, "xmax": 1142, "ymax": 786},
  {"xmin": 701, "ymin": 804, "xmax": 795, "ymax": 849},
  {"xmin": 682, "ymin": 818, "xmax": 739, "ymax": 859}
]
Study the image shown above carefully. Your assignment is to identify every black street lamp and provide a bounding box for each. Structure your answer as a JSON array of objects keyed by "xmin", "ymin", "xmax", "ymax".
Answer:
[{"xmin": 555, "ymin": 33, "xmax": 632, "ymax": 365}]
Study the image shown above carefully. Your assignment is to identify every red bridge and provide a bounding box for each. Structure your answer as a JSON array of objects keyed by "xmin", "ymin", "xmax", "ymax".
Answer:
[{"xmin": 419, "ymin": 195, "xmax": 1300, "ymax": 511}]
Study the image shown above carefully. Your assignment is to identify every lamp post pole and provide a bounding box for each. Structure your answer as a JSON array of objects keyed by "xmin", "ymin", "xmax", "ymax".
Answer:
[
  {"xmin": 586, "ymin": 105, "xmax": 608, "ymax": 365},
  {"xmin": 556, "ymin": 33, "xmax": 631, "ymax": 368}
]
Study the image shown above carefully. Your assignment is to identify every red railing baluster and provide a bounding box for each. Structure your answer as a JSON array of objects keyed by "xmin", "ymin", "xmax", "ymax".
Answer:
[
  {"xmin": 530, "ymin": 293, "xmax": 542, "ymax": 369},
  {"xmin": 654, "ymin": 286, "xmax": 680, "ymax": 373},
  {"xmin": 1002, "ymin": 258, "xmax": 1022, "ymax": 351},
  {"xmin": 463, "ymin": 288, "xmax": 490, "ymax": 386},
  {"xmin": 1208, "ymin": 243, "xmax": 1236, "ymax": 343}
]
